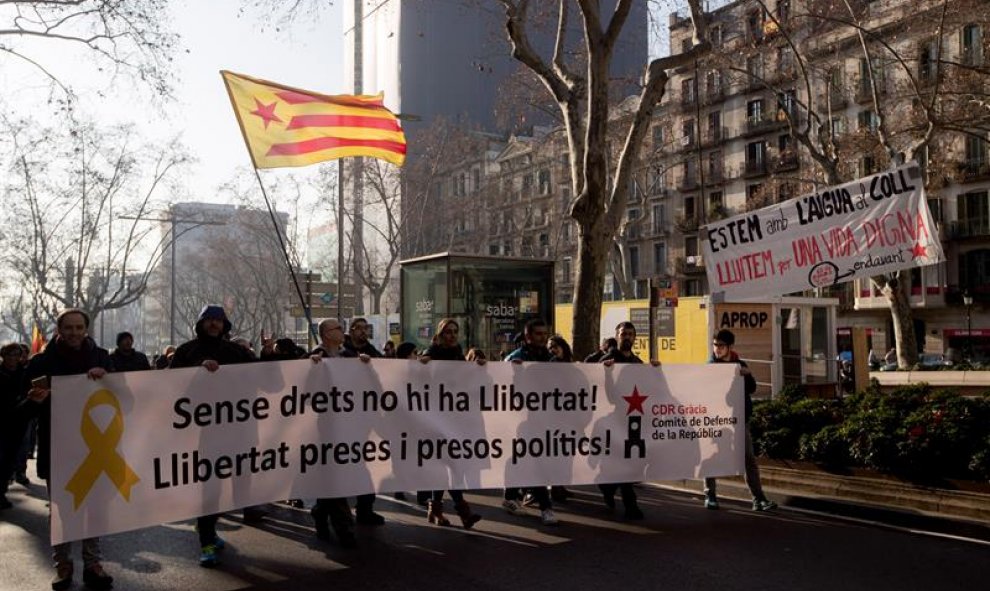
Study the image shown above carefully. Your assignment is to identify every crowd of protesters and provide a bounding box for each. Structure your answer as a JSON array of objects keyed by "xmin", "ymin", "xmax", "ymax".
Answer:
[{"xmin": 0, "ymin": 306, "xmax": 774, "ymax": 589}]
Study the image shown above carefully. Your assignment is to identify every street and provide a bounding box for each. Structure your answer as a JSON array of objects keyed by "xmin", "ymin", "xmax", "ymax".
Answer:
[{"xmin": 2, "ymin": 473, "xmax": 988, "ymax": 591}]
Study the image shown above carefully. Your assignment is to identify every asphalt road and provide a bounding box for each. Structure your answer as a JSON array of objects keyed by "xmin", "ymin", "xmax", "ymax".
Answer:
[{"xmin": 2, "ymin": 476, "xmax": 988, "ymax": 591}]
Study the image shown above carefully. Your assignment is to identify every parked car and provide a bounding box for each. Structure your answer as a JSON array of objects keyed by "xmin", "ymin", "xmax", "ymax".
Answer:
[{"xmin": 917, "ymin": 353, "xmax": 953, "ymax": 370}]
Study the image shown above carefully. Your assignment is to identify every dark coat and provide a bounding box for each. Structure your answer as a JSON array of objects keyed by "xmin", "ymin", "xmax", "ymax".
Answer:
[
  {"xmin": 711, "ymin": 354, "xmax": 756, "ymax": 421},
  {"xmin": 422, "ymin": 344, "xmax": 465, "ymax": 361},
  {"xmin": 169, "ymin": 307, "xmax": 255, "ymax": 369},
  {"xmin": 110, "ymin": 349, "xmax": 152, "ymax": 372},
  {"xmin": 344, "ymin": 340, "xmax": 383, "ymax": 358},
  {"xmin": 22, "ymin": 337, "xmax": 113, "ymax": 480},
  {"xmin": 505, "ymin": 344, "xmax": 553, "ymax": 363}
]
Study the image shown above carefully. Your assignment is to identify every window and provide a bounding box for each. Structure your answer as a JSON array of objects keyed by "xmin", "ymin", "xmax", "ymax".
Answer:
[
  {"xmin": 682, "ymin": 78, "xmax": 696, "ymax": 104},
  {"xmin": 779, "ymin": 134, "xmax": 793, "ymax": 152},
  {"xmin": 777, "ymin": 0, "xmax": 791, "ymax": 22},
  {"xmin": 747, "ymin": 99, "xmax": 764, "ymax": 122},
  {"xmin": 685, "ymin": 235, "xmax": 699, "ymax": 257},
  {"xmin": 746, "ymin": 55, "xmax": 764, "ymax": 81},
  {"xmin": 538, "ymin": 169, "xmax": 551, "ymax": 195},
  {"xmin": 746, "ymin": 141, "xmax": 767, "ymax": 165},
  {"xmin": 471, "ymin": 168, "xmax": 481, "ymax": 192},
  {"xmin": 563, "ymin": 221, "xmax": 572, "ymax": 242},
  {"xmin": 918, "ymin": 40, "xmax": 937, "ymax": 83},
  {"xmin": 709, "ymin": 191, "xmax": 724, "ymax": 210},
  {"xmin": 628, "ymin": 207, "xmax": 640, "ymax": 223},
  {"xmin": 652, "ymin": 203, "xmax": 666, "ymax": 234},
  {"xmin": 682, "ymin": 119, "xmax": 695, "ymax": 146},
  {"xmin": 861, "ymin": 156, "xmax": 877, "ymax": 176},
  {"xmin": 684, "ymin": 279, "xmax": 702, "ymax": 296},
  {"xmin": 489, "ymin": 243, "xmax": 499, "ymax": 255},
  {"xmin": 707, "ymin": 111, "xmax": 721, "ymax": 141},
  {"xmin": 629, "ymin": 246, "xmax": 640, "ymax": 279},
  {"xmin": 654, "ymin": 242, "xmax": 667, "ymax": 274},
  {"xmin": 958, "ymin": 191, "xmax": 989, "ymax": 228},
  {"xmin": 503, "ymin": 240, "xmax": 513, "ymax": 256},
  {"xmin": 652, "ymin": 125, "xmax": 664, "ymax": 148},
  {"xmin": 927, "ymin": 198, "xmax": 943, "ymax": 223},
  {"xmin": 709, "ymin": 25, "xmax": 723, "ymax": 47},
  {"xmin": 831, "ymin": 115, "xmax": 846, "ymax": 135},
  {"xmin": 778, "ymin": 89, "xmax": 797, "ymax": 119},
  {"xmin": 778, "ymin": 47, "xmax": 795, "ymax": 75},
  {"xmin": 522, "ymin": 173, "xmax": 534, "ymax": 192},
  {"xmin": 708, "ymin": 151, "xmax": 722, "ymax": 178},
  {"xmin": 858, "ymin": 57, "xmax": 886, "ymax": 95},
  {"xmin": 747, "ymin": 183, "xmax": 764, "ymax": 201},
  {"xmin": 538, "ymin": 233, "xmax": 549, "ymax": 257},
  {"xmin": 858, "ymin": 110, "xmax": 878, "ymax": 132},
  {"xmin": 747, "ymin": 10, "xmax": 764, "ymax": 41},
  {"xmin": 962, "ymin": 24, "xmax": 983, "ymax": 66},
  {"xmin": 684, "ymin": 196, "xmax": 697, "ymax": 218},
  {"xmin": 706, "ymin": 70, "xmax": 723, "ymax": 99},
  {"xmin": 965, "ymin": 134, "xmax": 988, "ymax": 164},
  {"xmin": 562, "ymin": 257, "xmax": 572, "ymax": 282}
]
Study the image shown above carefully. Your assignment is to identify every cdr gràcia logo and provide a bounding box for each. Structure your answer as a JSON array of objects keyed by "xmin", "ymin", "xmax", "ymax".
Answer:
[
  {"xmin": 485, "ymin": 303, "xmax": 517, "ymax": 317},
  {"xmin": 415, "ymin": 299, "xmax": 433, "ymax": 313}
]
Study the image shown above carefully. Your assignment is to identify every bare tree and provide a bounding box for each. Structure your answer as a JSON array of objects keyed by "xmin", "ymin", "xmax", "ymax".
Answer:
[
  {"xmin": 347, "ymin": 158, "xmax": 403, "ymax": 314},
  {"xmin": 494, "ymin": 0, "xmax": 711, "ymax": 357},
  {"xmin": 0, "ymin": 0, "xmax": 178, "ymax": 100},
  {"xmin": 717, "ymin": 0, "xmax": 989, "ymax": 366},
  {"xmin": 0, "ymin": 116, "xmax": 190, "ymax": 335}
]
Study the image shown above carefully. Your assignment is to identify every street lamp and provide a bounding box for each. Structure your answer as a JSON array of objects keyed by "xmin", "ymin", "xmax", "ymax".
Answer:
[{"xmin": 963, "ymin": 291, "xmax": 974, "ymax": 362}]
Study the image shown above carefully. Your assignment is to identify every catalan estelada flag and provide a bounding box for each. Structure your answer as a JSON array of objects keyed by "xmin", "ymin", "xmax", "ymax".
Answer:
[
  {"xmin": 30, "ymin": 324, "xmax": 46, "ymax": 355},
  {"xmin": 221, "ymin": 70, "xmax": 407, "ymax": 168}
]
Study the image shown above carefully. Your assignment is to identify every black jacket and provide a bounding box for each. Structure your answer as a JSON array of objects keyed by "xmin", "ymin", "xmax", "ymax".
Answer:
[
  {"xmin": 22, "ymin": 337, "xmax": 113, "ymax": 480},
  {"xmin": 344, "ymin": 341, "xmax": 382, "ymax": 358},
  {"xmin": 169, "ymin": 308, "xmax": 255, "ymax": 369},
  {"xmin": 711, "ymin": 354, "xmax": 757, "ymax": 421},
  {"xmin": 422, "ymin": 344, "xmax": 465, "ymax": 361},
  {"xmin": 110, "ymin": 349, "xmax": 152, "ymax": 372}
]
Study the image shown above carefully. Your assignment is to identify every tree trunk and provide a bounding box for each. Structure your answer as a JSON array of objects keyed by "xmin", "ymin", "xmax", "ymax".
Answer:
[
  {"xmin": 571, "ymin": 222, "xmax": 611, "ymax": 359},
  {"xmin": 882, "ymin": 269, "xmax": 918, "ymax": 368}
]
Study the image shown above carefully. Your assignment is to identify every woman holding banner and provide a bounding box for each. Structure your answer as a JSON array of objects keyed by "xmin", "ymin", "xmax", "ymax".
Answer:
[{"xmin": 418, "ymin": 318, "xmax": 483, "ymax": 529}]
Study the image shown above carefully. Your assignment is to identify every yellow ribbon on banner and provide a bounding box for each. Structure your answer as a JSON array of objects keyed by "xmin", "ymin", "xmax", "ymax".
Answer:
[{"xmin": 64, "ymin": 389, "xmax": 140, "ymax": 509}]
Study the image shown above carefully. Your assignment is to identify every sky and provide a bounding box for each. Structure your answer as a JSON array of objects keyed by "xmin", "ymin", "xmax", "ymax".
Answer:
[{"xmin": 2, "ymin": 0, "xmax": 346, "ymax": 199}]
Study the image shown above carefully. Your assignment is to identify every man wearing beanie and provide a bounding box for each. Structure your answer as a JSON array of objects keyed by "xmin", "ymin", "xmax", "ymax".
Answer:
[
  {"xmin": 169, "ymin": 305, "xmax": 255, "ymax": 567},
  {"xmin": 109, "ymin": 331, "xmax": 151, "ymax": 372}
]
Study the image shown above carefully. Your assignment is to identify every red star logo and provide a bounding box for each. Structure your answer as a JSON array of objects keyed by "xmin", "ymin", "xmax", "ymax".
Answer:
[
  {"xmin": 910, "ymin": 242, "xmax": 927, "ymax": 260},
  {"xmin": 623, "ymin": 386, "xmax": 649, "ymax": 415},
  {"xmin": 250, "ymin": 98, "xmax": 282, "ymax": 129}
]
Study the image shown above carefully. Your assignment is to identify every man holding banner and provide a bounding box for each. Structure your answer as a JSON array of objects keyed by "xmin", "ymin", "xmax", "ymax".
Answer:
[
  {"xmin": 168, "ymin": 305, "xmax": 255, "ymax": 568},
  {"xmin": 22, "ymin": 309, "xmax": 115, "ymax": 591}
]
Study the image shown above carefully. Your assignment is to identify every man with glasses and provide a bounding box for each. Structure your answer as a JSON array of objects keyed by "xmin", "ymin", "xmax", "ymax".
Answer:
[{"xmin": 703, "ymin": 329, "xmax": 776, "ymax": 512}]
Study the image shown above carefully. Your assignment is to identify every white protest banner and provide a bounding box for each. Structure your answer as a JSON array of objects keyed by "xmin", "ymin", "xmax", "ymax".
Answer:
[
  {"xmin": 701, "ymin": 162, "xmax": 944, "ymax": 300},
  {"xmin": 50, "ymin": 359, "xmax": 743, "ymax": 544}
]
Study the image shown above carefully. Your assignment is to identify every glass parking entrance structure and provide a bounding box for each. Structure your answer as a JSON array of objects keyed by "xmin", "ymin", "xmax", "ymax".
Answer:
[{"xmin": 400, "ymin": 253, "xmax": 554, "ymax": 359}]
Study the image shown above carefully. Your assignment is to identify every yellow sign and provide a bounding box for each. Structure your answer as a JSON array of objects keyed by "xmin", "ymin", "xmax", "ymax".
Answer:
[{"xmin": 64, "ymin": 389, "xmax": 140, "ymax": 509}]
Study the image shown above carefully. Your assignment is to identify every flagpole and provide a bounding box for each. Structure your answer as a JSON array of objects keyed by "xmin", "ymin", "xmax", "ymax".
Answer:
[{"xmin": 251, "ymin": 167, "xmax": 319, "ymax": 346}]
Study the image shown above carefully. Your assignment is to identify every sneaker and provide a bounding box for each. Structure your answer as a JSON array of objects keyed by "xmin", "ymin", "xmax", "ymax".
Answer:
[
  {"xmin": 51, "ymin": 563, "xmax": 73, "ymax": 591},
  {"xmin": 212, "ymin": 536, "xmax": 226, "ymax": 551},
  {"xmin": 540, "ymin": 508, "xmax": 559, "ymax": 525},
  {"xmin": 82, "ymin": 564, "xmax": 113, "ymax": 590},
  {"xmin": 501, "ymin": 499, "xmax": 527, "ymax": 516},
  {"xmin": 311, "ymin": 506, "xmax": 331, "ymax": 541},
  {"xmin": 521, "ymin": 492, "xmax": 537, "ymax": 507},
  {"xmin": 14, "ymin": 472, "xmax": 31, "ymax": 487},
  {"xmin": 753, "ymin": 499, "xmax": 778, "ymax": 512},
  {"xmin": 199, "ymin": 544, "xmax": 220, "ymax": 568},
  {"xmin": 704, "ymin": 497, "xmax": 720, "ymax": 510},
  {"xmin": 355, "ymin": 510, "xmax": 385, "ymax": 526}
]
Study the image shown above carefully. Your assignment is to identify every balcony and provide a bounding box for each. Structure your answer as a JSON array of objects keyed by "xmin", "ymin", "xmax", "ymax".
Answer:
[
  {"xmin": 701, "ymin": 126, "xmax": 727, "ymax": 148},
  {"xmin": 703, "ymin": 85, "xmax": 727, "ymax": 105},
  {"xmin": 743, "ymin": 115, "xmax": 786, "ymax": 137},
  {"xmin": 855, "ymin": 81, "xmax": 887, "ymax": 104},
  {"xmin": 772, "ymin": 152, "xmax": 799, "ymax": 172},
  {"xmin": 743, "ymin": 159, "xmax": 769, "ymax": 178},
  {"xmin": 674, "ymin": 215, "xmax": 699, "ymax": 233},
  {"xmin": 961, "ymin": 50, "xmax": 984, "ymax": 68},
  {"xmin": 817, "ymin": 90, "xmax": 848, "ymax": 110},
  {"xmin": 675, "ymin": 255, "xmax": 706, "ymax": 275},
  {"xmin": 958, "ymin": 159, "xmax": 990, "ymax": 183},
  {"xmin": 947, "ymin": 218, "xmax": 990, "ymax": 239},
  {"xmin": 677, "ymin": 173, "xmax": 699, "ymax": 192},
  {"xmin": 706, "ymin": 166, "xmax": 726, "ymax": 185}
]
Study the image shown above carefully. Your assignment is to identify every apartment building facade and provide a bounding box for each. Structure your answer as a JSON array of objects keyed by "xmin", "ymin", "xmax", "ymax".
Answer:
[{"xmin": 403, "ymin": 0, "xmax": 990, "ymax": 359}]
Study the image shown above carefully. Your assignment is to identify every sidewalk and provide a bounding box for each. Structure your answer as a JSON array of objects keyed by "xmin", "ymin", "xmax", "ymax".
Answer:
[{"xmin": 654, "ymin": 463, "xmax": 990, "ymax": 543}]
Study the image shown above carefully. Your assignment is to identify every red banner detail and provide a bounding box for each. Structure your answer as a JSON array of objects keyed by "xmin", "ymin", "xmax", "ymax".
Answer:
[
  {"xmin": 286, "ymin": 114, "xmax": 401, "ymax": 131},
  {"xmin": 275, "ymin": 90, "xmax": 385, "ymax": 108},
  {"xmin": 267, "ymin": 136, "xmax": 407, "ymax": 157}
]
